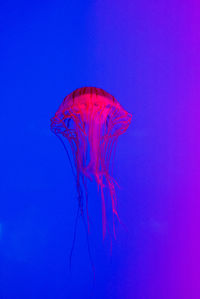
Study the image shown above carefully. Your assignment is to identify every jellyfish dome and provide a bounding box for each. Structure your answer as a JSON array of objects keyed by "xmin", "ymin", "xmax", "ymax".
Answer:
[{"xmin": 51, "ymin": 87, "xmax": 132, "ymax": 238}]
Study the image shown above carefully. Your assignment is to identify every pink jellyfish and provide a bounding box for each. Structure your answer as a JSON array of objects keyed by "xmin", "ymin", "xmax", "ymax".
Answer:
[{"xmin": 51, "ymin": 87, "xmax": 132, "ymax": 239}]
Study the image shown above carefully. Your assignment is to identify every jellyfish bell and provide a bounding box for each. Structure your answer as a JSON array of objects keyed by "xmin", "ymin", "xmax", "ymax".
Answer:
[{"xmin": 51, "ymin": 87, "xmax": 132, "ymax": 239}]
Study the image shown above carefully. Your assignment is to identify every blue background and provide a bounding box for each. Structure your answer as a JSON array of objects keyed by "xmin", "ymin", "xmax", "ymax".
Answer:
[{"xmin": 0, "ymin": 1, "xmax": 199, "ymax": 298}]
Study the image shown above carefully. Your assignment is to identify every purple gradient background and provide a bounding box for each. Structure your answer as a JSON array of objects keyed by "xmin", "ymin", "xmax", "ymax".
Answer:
[{"xmin": 0, "ymin": 0, "xmax": 199, "ymax": 298}]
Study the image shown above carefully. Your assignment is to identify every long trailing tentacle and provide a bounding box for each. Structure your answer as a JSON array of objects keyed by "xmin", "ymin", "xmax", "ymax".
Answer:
[
  {"xmin": 81, "ymin": 202, "xmax": 96, "ymax": 284},
  {"xmin": 69, "ymin": 205, "xmax": 80, "ymax": 272},
  {"xmin": 78, "ymin": 177, "xmax": 96, "ymax": 284},
  {"xmin": 56, "ymin": 134, "xmax": 76, "ymax": 179}
]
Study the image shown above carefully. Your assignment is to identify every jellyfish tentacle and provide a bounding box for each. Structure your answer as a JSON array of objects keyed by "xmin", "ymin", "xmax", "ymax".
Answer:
[{"xmin": 69, "ymin": 205, "xmax": 80, "ymax": 272}]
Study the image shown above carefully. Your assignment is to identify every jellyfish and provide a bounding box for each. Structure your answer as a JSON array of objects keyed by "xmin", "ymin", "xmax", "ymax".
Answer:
[{"xmin": 50, "ymin": 87, "xmax": 132, "ymax": 240}]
